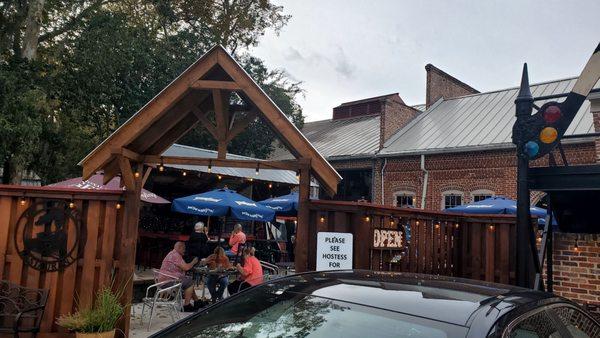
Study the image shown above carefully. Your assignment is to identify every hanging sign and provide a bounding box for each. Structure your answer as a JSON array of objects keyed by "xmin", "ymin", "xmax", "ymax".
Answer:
[
  {"xmin": 316, "ymin": 232, "xmax": 353, "ymax": 271},
  {"xmin": 15, "ymin": 200, "xmax": 85, "ymax": 272}
]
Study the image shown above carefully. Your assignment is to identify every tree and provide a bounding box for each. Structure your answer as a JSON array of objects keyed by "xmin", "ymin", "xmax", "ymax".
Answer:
[
  {"xmin": 0, "ymin": 59, "xmax": 51, "ymax": 183},
  {"xmin": 0, "ymin": 0, "xmax": 299, "ymax": 183}
]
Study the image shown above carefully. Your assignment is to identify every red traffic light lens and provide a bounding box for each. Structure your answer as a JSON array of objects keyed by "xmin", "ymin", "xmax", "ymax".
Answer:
[{"xmin": 543, "ymin": 105, "xmax": 561, "ymax": 123}]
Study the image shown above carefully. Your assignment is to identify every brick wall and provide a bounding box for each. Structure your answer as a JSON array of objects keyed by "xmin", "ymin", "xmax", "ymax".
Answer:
[
  {"xmin": 425, "ymin": 64, "xmax": 479, "ymax": 108},
  {"xmin": 378, "ymin": 142, "xmax": 597, "ymax": 209},
  {"xmin": 380, "ymin": 100, "xmax": 421, "ymax": 147},
  {"xmin": 551, "ymin": 233, "xmax": 600, "ymax": 314}
]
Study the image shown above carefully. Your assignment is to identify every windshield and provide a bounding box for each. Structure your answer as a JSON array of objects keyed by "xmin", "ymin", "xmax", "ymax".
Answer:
[{"xmin": 158, "ymin": 283, "xmax": 467, "ymax": 338}]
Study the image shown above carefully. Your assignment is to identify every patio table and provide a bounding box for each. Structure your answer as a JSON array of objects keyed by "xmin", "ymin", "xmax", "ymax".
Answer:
[{"xmin": 190, "ymin": 267, "xmax": 240, "ymax": 299}]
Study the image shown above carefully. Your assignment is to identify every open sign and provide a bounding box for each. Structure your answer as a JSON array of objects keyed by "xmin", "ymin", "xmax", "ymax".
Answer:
[{"xmin": 372, "ymin": 229, "xmax": 404, "ymax": 249}]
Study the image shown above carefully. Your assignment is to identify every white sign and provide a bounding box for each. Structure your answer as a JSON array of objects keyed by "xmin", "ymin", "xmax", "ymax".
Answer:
[{"xmin": 316, "ymin": 232, "xmax": 353, "ymax": 271}]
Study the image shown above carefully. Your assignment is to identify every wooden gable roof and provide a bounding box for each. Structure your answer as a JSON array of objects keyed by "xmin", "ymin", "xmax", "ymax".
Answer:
[{"xmin": 79, "ymin": 45, "xmax": 340, "ymax": 195}]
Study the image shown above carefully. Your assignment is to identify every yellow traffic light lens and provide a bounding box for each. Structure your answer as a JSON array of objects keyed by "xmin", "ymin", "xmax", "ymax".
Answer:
[{"xmin": 539, "ymin": 127, "xmax": 557, "ymax": 144}]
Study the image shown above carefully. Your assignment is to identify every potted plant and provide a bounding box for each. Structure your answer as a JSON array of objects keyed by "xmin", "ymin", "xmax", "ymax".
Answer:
[{"xmin": 57, "ymin": 284, "xmax": 126, "ymax": 338}]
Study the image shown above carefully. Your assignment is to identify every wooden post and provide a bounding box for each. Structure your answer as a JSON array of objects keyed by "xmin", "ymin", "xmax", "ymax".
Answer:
[
  {"xmin": 295, "ymin": 159, "xmax": 311, "ymax": 273},
  {"xmin": 116, "ymin": 158, "xmax": 143, "ymax": 336}
]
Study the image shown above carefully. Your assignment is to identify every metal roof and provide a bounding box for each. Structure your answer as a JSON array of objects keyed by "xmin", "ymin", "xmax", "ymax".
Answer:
[
  {"xmin": 380, "ymin": 77, "xmax": 599, "ymax": 156},
  {"xmin": 162, "ymin": 144, "xmax": 299, "ymax": 185},
  {"xmin": 271, "ymin": 114, "xmax": 381, "ymax": 160}
]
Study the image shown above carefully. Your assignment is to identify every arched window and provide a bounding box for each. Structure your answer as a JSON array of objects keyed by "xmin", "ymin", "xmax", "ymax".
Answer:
[
  {"xmin": 470, "ymin": 189, "xmax": 495, "ymax": 203},
  {"xmin": 442, "ymin": 190, "xmax": 464, "ymax": 210},
  {"xmin": 393, "ymin": 191, "xmax": 415, "ymax": 207}
]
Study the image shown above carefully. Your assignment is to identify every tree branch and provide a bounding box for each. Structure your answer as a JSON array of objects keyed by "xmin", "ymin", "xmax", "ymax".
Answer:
[{"xmin": 38, "ymin": 0, "xmax": 107, "ymax": 43}]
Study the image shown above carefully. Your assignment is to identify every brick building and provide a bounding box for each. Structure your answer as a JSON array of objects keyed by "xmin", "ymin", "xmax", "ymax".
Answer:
[
  {"xmin": 272, "ymin": 64, "xmax": 600, "ymax": 309},
  {"xmin": 275, "ymin": 64, "xmax": 599, "ymax": 209}
]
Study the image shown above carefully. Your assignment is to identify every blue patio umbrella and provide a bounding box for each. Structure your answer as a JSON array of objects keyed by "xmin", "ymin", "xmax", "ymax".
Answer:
[
  {"xmin": 258, "ymin": 192, "xmax": 298, "ymax": 216},
  {"xmin": 445, "ymin": 196, "xmax": 556, "ymax": 227},
  {"xmin": 172, "ymin": 188, "xmax": 275, "ymax": 222}
]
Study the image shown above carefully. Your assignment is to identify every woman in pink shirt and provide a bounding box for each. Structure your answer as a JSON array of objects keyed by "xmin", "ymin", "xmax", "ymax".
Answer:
[
  {"xmin": 225, "ymin": 223, "xmax": 246, "ymax": 258},
  {"xmin": 227, "ymin": 247, "xmax": 263, "ymax": 295}
]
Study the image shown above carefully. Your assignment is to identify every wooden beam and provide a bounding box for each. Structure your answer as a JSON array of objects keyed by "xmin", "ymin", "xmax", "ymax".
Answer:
[
  {"xmin": 145, "ymin": 112, "xmax": 200, "ymax": 155},
  {"xmin": 141, "ymin": 166, "xmax": 152, "ymax": 188},
  {"xmin": 143, "ymin": 155, "xmax": 301, "ymax": 171},
  {"xmin": 127, "ymin": 92, "xmax": 210, "ymax": 153},
  {"xmin": 226, "ymin": 110, "xmax": 258, "ymax": 143},
  {"xmin": 295, "ymin": 159, "xmax": 311, "ymax": 273},
  {"xmin": 102, "ymin": 160, "xmax": 120, "ymax": 184},
  {"xmin": 117, "ymin": 156, "xmax": 135, "ymax": 190},
  {"xmin": 112, "ymin": 147, "xmax": 143, "ymax": 163},
  {"xmin": 212, "ymin": 89, "xmax": 231, "ymax": 159},
  {"xmin": 80, "ymin": 50, "xmax": 218, "ymax": 176},
  {"xmin": 192, "ymin": 109, "xmax": 218, "ymax": 139},
  {"xmin": 215, "ymin": 49, "xmax": 340, "ymax": 195},
  {"xmin": 191, "ymin": 80, "xmax": 241, "ymax": 91}
]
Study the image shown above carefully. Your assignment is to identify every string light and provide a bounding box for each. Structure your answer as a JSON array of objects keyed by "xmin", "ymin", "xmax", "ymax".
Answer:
[
  {"xmin": 134, "ymin": 171, "xmax": 140, "ymax": 178},
  {"xmin": 249, "ymin": 178, "xmax": 254, "ymax": 182},
  {"xmin": 364, "ymin": 215, "xmax": 370, "ymax": 222},
  {"xmin": 489, "ymin": 225, "xmax": 495, "ymax": 231},
  {"xmin": 574, "ymin": 235, "xmax": 579, "ymax": 252},
  {"xmin": 69, "ymin": 201, "xmax": 76, "ymax": 209},
  {"xmin": 158, "ymin": 157, "xmax": 165, "ymax": 172},
  {"xmin": 217, "ymin": 175, "xmax": 222, "ymax": 180},
  {"xmin": 19, "ymin": 198, "xmax": 26, "ymax": 206},
  {"xmin": 116, "ymin": 203, "xmax": 122, "ymax": 210},
  {"xmin": 455, "ymin": 223, "xmax": 460, "ymax": 229},
  {"xmin": 296, "ymin": 170, "xmax": 300, "ymax": 180},
  {"xmin": 320, "ymin": 216, "xmax": 325, "ymax": 223},
  {"xmin": 208, "ymin": 159, "xmax": 212, "ymax": 173},
  {"xmin": 255, "ymin": 163, "xmax": 260, "ymax": 176},
  {"xmin": 434, "ymin": 223, "xmax": 440, "ymax": 230},
  {"xmin": 390, "ymin": 217, "xmax": 395, "ymax": 226},
  {"xmin": 182, "ymin": 171, "xmax": 187, "ymax": 176},
  {"xmin": 268, "ymin": 183, "xmax": 273, "ymax": 189}
]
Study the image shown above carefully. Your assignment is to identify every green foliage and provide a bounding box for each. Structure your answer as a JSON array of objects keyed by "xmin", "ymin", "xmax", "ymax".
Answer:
[
  {"xmin": 56, "ymin": 285, "xmax": 126, "ymax": 333},
  {"xmin": 0, "ymin": 0, "xmax": 301, "ymax": 183}
]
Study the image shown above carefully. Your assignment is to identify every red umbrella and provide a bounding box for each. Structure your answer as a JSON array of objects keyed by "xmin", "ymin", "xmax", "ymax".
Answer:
[{"xmin": 47, "ymin": 174, "xmax": 170, "ymax": 204}]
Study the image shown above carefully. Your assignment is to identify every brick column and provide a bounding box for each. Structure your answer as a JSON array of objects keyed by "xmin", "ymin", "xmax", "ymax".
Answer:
[{"xmin": 589, "ymin": 92, "xmax": 600, "ymax": 162}]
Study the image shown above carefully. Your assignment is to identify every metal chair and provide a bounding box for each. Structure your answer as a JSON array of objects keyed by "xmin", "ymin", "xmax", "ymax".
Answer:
[
  {"xmin": 259, "ymin": 260, "xmax": 280, "ymax": 281},
  {"xmin": 139, "ymin": 269, "xmax": 184, "ymax": 331},
  {"xmin": 0, "ymin": 280, "xmax": 48, "ymax": 338},
  {"xmin": 139, "ymin": 281, "xmax": 183, "ymax": 331}
]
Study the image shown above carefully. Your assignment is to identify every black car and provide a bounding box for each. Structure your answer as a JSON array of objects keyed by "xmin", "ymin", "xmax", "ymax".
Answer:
[{"xmin": 151, "ymin": 270, "xmax": 600, "ymax": 338}]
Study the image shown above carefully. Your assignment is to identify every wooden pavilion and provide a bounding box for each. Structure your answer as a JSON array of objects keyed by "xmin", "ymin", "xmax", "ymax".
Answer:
[{"xmin": 79, "ymin": 45, "xmax": 341, "ymax": 331}]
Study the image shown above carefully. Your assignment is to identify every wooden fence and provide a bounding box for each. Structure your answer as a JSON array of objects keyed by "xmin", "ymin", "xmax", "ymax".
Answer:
[
  {"xmin": 308, "ymin": 200, "xmax": 519, "ymax": 285},
  {"xmin": 0, "ymin": 185, "xmax": 126, "ymax": 337}
]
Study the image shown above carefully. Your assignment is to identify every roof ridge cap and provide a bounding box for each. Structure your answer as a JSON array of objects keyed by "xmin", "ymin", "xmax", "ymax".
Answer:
[{"xmin": 441, "ymin": 75, "xmax": 580, "ymax": 102}]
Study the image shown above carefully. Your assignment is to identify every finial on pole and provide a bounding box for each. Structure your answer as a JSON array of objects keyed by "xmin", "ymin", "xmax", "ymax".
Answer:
[{"xmin": 517, "ymin": 63, "xmax": 532, "ymax": 101}]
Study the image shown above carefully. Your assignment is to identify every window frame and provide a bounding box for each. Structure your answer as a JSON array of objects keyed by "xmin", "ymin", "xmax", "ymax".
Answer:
[
  {"xmin": 441, "ymin": 190, "xmax": 464, "ymax": 210},
  {"xmin": 470, "ymin": 189, "xmax": 495, "ymax": 203},
  {"xmin": 393, "ymin": 191, "xmax": 416, "ymax": 208}
]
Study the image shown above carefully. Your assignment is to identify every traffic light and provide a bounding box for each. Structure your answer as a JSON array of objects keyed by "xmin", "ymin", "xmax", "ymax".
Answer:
[{"xmin": 518, "ymin": 43, "xmax": 600, "ymax": 160}]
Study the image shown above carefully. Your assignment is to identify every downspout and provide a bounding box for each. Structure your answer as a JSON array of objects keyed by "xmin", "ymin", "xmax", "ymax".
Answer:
[
  {"xmin": 420, "ymin": 154, "xmax": 428, "ymax": 209},
  {"xmin": 380, "ymin": 158, "xmax": 387, "ymax": 204}
]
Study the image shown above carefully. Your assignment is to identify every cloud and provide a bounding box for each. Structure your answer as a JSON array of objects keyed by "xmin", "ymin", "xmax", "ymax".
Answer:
[
  {"xmin": 332, "ymin": 46, "xmax": 355, "ymax": 78},
  {"xmin": 283, "ymin": 46, "xmax": 356, "ymax": 79}
]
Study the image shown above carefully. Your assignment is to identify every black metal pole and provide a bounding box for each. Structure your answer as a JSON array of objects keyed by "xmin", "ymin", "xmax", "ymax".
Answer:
[
  {"xmin": 514, "ymin": 64, "xmax": 534, "ymax": 288},
  {"xmin": 546, "ymin": 203, "xmax": 553, "ymax": 293}
]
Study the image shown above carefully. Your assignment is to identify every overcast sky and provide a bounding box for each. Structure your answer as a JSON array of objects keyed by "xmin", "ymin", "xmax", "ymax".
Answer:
[{"xmin": 250, "ymin": 0, "xmax": 600, "ymax": 122}]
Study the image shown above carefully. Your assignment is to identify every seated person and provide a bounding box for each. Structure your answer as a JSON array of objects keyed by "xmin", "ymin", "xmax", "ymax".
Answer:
[
  {"xmin": 187, "ymin": 221, "xmax": 210, "ymax": 260},
  {"xmin": 225, "ymin": 223, "xmax": 246, "ymax": 258},
  {"xmin": 159, "ymin": 241, "xmax": 199, "ymax": 312},
  {"xmin": 227, "ymin": 247, "xmax": 263, "ymax": 295},
  {"xmin": 201, "ymin": 247, "xmax": 231, "ymax": 303}
]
